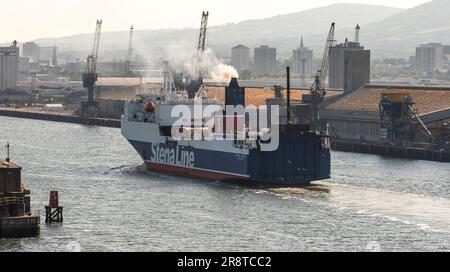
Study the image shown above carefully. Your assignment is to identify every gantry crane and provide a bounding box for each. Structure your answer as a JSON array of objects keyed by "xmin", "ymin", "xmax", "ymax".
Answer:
[
  {"xmin": 304, "ymin": 22, "xmax": 335, "ymax": 131},
  {"xmin": 125, "ymin": 25, "xmax": 134, "ymax": 75},
  {"xmin": 82, "ymin": 19, "xmax": 102, "ymax": 107}
]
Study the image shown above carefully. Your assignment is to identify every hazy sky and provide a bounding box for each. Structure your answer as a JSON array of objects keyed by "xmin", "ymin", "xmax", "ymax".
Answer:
[{"xmin": 1, "ymin": 0, "xmax": 431, "ymax": 42}]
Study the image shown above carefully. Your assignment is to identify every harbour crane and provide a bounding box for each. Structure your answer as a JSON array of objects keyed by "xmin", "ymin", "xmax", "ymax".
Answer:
[
  {"xmin": 125, "ymin": 25, "xmax": 134, "ymax": 76},
  {"xmin": 195, "ymin": 11, "xmax": 209, "ymax": 79},
  {"xmin": 185, "ymin": 11, "xmax": 209, "ymax": 98},
  {"xmin": 305, "ymin": 22, "xmax": 335, "ymax": 131},
  {"xmin": 82, "ymin": 19, "xmax": 102, "ymax": 108},
  {"xmin": 197, "ymin": 11, "xmax": 209, "ymax": 53}
]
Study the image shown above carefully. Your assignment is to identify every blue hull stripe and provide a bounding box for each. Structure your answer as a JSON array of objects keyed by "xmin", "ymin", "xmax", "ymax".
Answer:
[{"xmin": 129, "ymin": 140, "xmax": 249, "ymax": 177}]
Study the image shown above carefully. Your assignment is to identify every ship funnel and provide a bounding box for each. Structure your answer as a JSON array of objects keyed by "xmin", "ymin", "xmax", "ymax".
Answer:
[
  {"xmin": 225, "ymin": 78, "xmax": 245, "ymax": 106},
  {"xmin": 229, "ymin": 77, "xmax": 240, "ymax": 88}
]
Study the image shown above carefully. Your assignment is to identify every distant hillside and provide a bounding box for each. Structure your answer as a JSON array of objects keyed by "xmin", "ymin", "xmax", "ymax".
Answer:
[
  {"xmin": 360, "ymin": 0, "xmax": 450, "ymax": 57},
  {"xmin": 35, "ymin": 3, "xmax": 401, "ymax": 61},
  {"xmin": 208, "ymin": 3, "xmax": 402, "ymax": 43}
]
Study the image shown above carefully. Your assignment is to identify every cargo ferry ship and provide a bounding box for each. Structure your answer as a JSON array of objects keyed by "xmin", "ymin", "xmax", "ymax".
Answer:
[{"xmin": 121, "ymin": 74, "xmax": 331, "ymax": 185}]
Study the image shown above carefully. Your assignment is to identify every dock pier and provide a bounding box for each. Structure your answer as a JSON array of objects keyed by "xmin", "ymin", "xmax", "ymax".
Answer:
[
  {"xmin": 331, "ymin": 139, "xmax": 450, "ymax": 162},
  {"xmin": 0, "ymin": 108, "xmax": 120, "ymax": 128}
]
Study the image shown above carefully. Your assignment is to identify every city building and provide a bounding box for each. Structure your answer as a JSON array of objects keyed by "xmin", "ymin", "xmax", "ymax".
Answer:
[
  {"xmin": 39, "ymin": 46, "xmax": 56, "ymax": 62},
  {"xmin": 409, "ymin": 56, "xmax": 416, "ymax": 69},
  {"xmin": 231, "ymin": 45, "xmax": 250, "ymax": 73},
  {"xmin": 443, "ymin": 45, "xmax": 450, "ymax": 56},
  {"xmin": 67, "ymin": 60, "xmax": 86, "ymax": 74},
  {"xmin": 19, "ymin": 57, "xmax": 30, "ymax": 73},
  {"xmin": 0, "ymin": 44, "xmax": 19, "ymax": 91},
  {"xmin": 415, "ymin": 43, "xmax": 444, "ymax": 73},
  {"xmin": 292, "ymin": 37, "xmax": 313, "ymax": 76},
  {"xmin": 22, "ymin": 42, "xmax": 39, "ymax": 62},
  {"xmin": 328, "ymin": 39, "xmax": 371, "ymax": 93},
  {"xmin": 22, "ymin": 42, "xmax": 58, "ymax": 66},
  {"xmin": 254, "ymin": 45, "xmax": 276, "ymax": 76},
  {"xmin": 97, "ymin": 61, "xmax": 127, "ymax": 75}
]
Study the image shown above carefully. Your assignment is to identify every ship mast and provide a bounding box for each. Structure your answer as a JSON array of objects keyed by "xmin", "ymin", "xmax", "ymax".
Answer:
[{"xmin": 5, "ymin": 142, "xmax": 10, "ymax": 162}]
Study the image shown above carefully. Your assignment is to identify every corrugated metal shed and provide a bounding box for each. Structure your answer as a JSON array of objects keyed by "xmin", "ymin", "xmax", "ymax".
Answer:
[
  {"xmin": 325, "ymin": 85, "xmax": 450, "ymax": 116},
  {"xmin": 206, "ymin": 86, "xmax": 343, "ymax": 106}
]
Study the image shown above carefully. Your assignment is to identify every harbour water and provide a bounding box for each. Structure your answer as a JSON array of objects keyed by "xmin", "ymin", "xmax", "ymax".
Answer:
[{"xmin": 0, "ymin": 116, "xmax": 449, "ymax": 252}]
